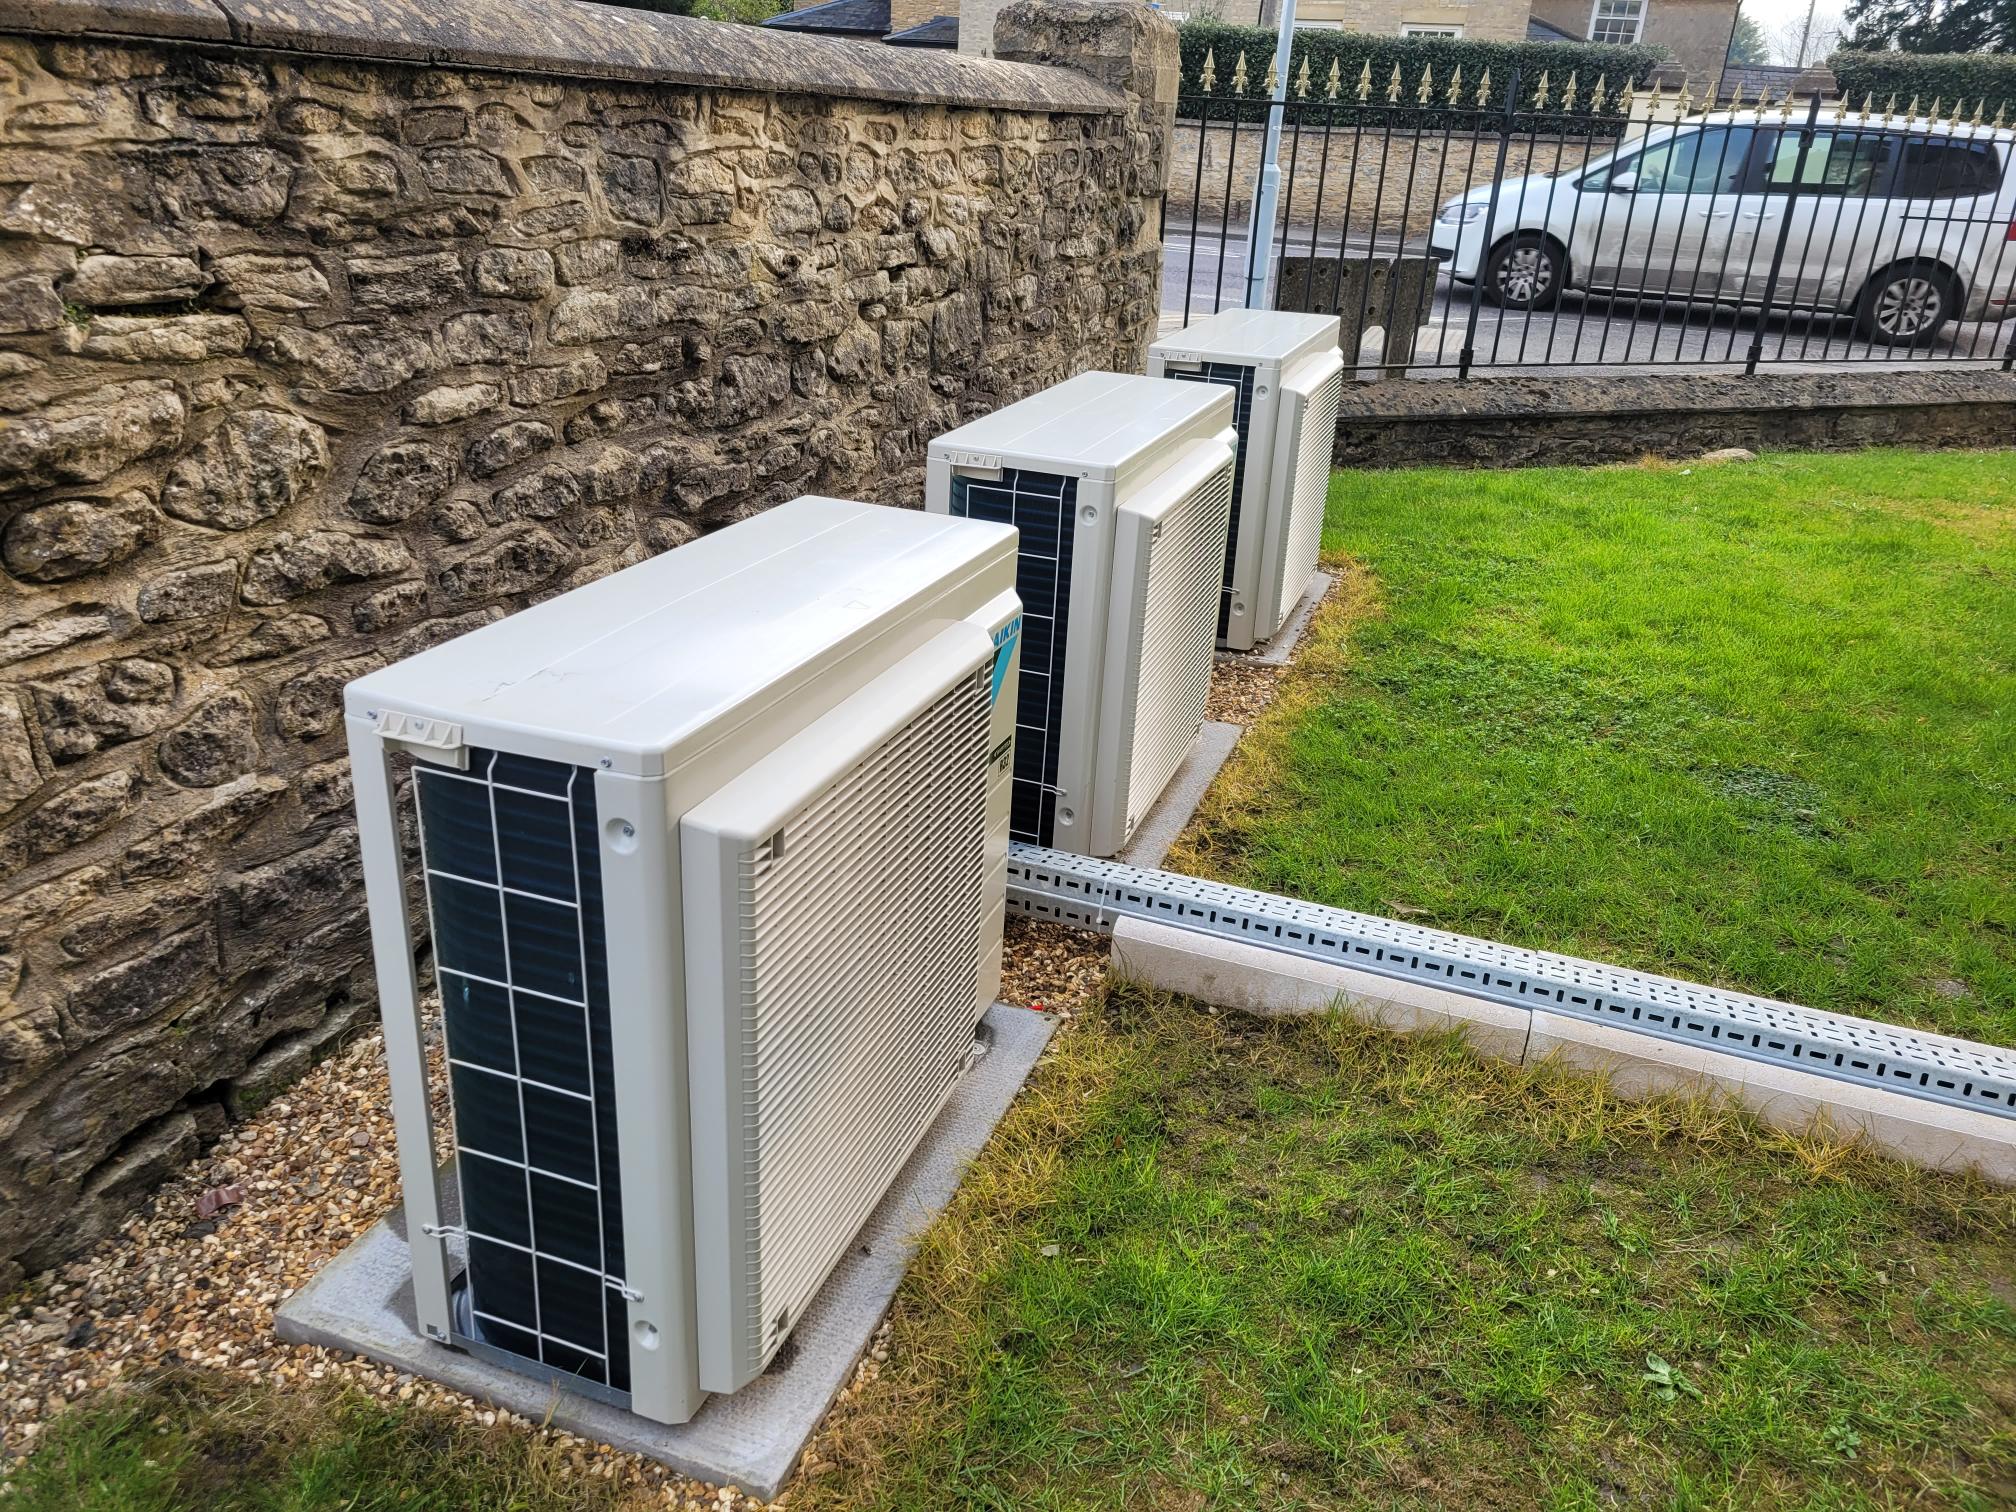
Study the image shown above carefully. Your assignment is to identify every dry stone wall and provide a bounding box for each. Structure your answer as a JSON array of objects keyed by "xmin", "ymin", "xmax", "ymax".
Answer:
[{"xmin": 0, "ymin": 0, "xmax": 1175, "ymax": 1288}]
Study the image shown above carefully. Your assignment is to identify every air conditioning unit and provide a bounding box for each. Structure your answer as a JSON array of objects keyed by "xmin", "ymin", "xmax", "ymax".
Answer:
[
  {"xmin": 344, "ymin": 497, "xmax": 1021, "ymax": 1426},
  {"xmin": 1148, "ymin": 310, "xmax": 1344, "ymax": 652},
  {"xmin": 925, "ymin": 371, "xmax": 1236, "ymax": 857}
]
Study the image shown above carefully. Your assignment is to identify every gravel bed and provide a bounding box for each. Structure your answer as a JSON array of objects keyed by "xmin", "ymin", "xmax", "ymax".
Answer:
[
  {"xmin": 1206, "ymin": 571, "xmax": 1337, "ymax": 726},
  {"xmin": 0, "ymin": 917, "xmax": 1110, "ymax": 1507}
]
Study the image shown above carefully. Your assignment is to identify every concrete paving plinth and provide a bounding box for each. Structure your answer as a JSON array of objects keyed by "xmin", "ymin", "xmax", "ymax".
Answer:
[
  {"xmin": 275, "ymin": 1001, "xmax": 1056, "ymax": 1501},
  {"xmin": 1218, "ymin": 569, "xmax": 1333, "ymax": 668},
  {"xmin": 1118, "ymin": 720, "xmax": 1241, "ymax": 869}
]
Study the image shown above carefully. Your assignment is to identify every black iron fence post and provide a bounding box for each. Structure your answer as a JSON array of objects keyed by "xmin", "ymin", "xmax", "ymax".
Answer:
[
  {"xmin": 1745, "ymin": 92, "xmax": 1823, "ymax": 378},
  {"xmin": 1458, "ymin": 66, "xmax": 1521, "ymax": 382}
]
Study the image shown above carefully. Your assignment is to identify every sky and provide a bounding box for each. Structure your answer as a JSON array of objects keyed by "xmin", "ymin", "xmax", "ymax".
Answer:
[{"xmin": 1737, "ymin": 0, "xmax": 1849, "ymax": 63}]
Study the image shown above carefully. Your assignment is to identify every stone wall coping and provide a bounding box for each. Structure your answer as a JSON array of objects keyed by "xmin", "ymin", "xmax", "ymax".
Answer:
[
  {"xmin": 0, "ymin": 0, "xmax": 1130, "ymax": 115},
  {"xmin": 1338, "ymin": 368, "xmax": 2016, "ymax": 420}
]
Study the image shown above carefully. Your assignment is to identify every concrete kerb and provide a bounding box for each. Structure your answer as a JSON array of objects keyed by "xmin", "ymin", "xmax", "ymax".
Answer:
[
  {"xmin": 1110, "ymin": 915, "xmax": 2016, "ymax": 1181},
  {"xmin": 1110, "ymin": 914, "xmax": 1533, "ymax": 1064}
]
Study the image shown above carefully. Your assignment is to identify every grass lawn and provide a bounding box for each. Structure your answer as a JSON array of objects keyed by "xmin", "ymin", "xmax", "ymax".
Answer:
[{"xmin": 1173, "ymin": 449, "xmax": 2016, "ymax": 1047}]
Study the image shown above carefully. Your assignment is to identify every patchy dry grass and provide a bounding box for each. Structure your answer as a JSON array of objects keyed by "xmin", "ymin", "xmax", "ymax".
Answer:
[
  {"xmin": 1, "ymin": 1368, "xmax": 671, "ymax": 1511},
  {"xmin": 794, "ymin": 984, "xmax": 2016, "ymax": 1511}
]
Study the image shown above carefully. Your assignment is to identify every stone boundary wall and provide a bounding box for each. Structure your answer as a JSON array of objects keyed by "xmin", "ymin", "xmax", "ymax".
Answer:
[
  {"xmin": 1330, "ymin": 369, "xmax": 2016, "ymax": 468},
  {"xmin": 0, "ymin": 0, "xmax": 1177, "ymax": 1288}
]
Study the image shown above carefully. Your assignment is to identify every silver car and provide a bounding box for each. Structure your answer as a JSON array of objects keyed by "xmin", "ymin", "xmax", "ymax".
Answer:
[{"xmin": 1429, "ymin": 109, "xmax": 2016, "ymax": 345}]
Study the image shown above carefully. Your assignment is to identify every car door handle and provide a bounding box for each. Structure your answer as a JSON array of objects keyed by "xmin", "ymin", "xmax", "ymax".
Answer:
[
  {"xmin": 1698, "ymin": 208, "xmax": 1734, "ymax": 219},
  {"xmin": 1740, "ymin": 210, "xmax": 1768, "ymax": 219}
]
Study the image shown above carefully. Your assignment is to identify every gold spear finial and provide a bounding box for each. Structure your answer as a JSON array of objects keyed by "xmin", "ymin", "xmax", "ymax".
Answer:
[
  {"xmin": 1476, "ymin": 67, "xmax": 1492, "ymax": 107},
  {"xmin": 1448, "ymin": 63, "xmax": 1465, "ymax": 106},
  {"xmin": 1561, "ymin": 70, "xmax": 1579, "ymax": 112},
  {"xmin": 1859, "ymin": 91, "xmax": 1873, "ymax": 122},
  {"xmin": 1996, "ymin": 102, "xmax": 2009, "ymax": 129},
  {"xmin": 1417, "ymin": 64, "xmax": 1435, "ymax": 105},
  {"xmin": 1678, "ymin": 81, "xmax": 1696, "ymax": 117},
  {"xmin": 1929, "ymin": 95, "xmax": 1943, "ymax": 121},
  {"xmin": 1264, "ymin": 55, "xmax": 1278, "ymax": 94},
  {"xmin": 1618, "ymin": 80, "xmax": 1637, "ymax": 117},
  {"xmin": 1884, "ymin": 92, "xmax": 1898, "ymax": 118},
  {"xmin": 1326, "ymin": 58, "xmax": 1341, "ymax": 100},
  {"xmin": 1199, "ymin": 48, "xmax": 1216, "ymax": 93},
  {"xmin": 1294, "ymin": 55, "xmax": 1311, "ymax": 98},
  {"xmin": 1357, "ymin": 59, "xmax": 1373, "ymax": 103},
  {"xmin": 1971, "ymin": 97, "xmax": 1986, "ymax": 127},
  {"xmin": 1906, "ymin": 93, "xmax": 1920, "ymax": 119},
  {"xmin": 1232, "ymin": 50, "xmax": 1249, "ymax": 94},
  {"xmin": 1533, "ymin": 69, "xmax": 1550, "ymax": 109},
  {"xmin": 1386, "ymin": 62, "xmax": 1403, "ymax": 103},
  {"xmin": 1590, "ymin": 73, "xmax": 1609, "ymax": 114}
]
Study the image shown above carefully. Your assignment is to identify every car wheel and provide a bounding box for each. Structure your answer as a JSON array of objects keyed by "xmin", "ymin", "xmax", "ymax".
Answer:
[
  {"xmin": 1856, "ymin": 263, "xmax": 1954, "ymax": 346},
  {"xmin": 1483, "ymin": 234, "xmax": 1563, "ymax": 311}
]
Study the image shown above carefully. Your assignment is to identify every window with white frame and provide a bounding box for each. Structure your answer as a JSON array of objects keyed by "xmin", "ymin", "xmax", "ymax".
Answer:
[
  {"xmin": 1293, "ymin": 17, "xmax": 1344, "ymax": 28},
  {"xmin": 1399, "ymin": 22, "xmax": 1464, "ymax": 35},
  {"xmin": 1587, "ymin": 0, "xmax": 1645, "ymax": 43}
]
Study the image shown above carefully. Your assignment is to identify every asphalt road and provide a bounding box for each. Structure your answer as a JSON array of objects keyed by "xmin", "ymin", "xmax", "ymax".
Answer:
[{"xmin": 1162, "ymin": 227, "xmax": 2016, "ymax": 374}]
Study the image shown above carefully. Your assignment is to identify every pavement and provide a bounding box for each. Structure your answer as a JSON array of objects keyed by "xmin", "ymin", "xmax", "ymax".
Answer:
[{"xmin": 1162, "ymin": 225, "xmax": 2016, "ymax": 374}]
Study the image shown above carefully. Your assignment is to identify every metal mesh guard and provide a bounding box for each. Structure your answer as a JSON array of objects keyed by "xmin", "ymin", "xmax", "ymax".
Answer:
[{"xmin": 1006, "ymin": 844, "xmax": 2016, "ymax": 1121}]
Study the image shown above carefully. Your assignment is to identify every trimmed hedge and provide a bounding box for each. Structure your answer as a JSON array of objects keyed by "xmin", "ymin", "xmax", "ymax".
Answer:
[
  {"xmin": 1175, "ymin": 21, "xmax": 1667, "ymax": 127},
  {"xmin": 1828, "ymin": 50, "xmax": 2016, "ymax": 116}
]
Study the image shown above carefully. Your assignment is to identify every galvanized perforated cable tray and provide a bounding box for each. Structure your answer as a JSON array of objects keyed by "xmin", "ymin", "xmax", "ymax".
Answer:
[{"xmin": 1006, "ymin": 844, "xmax": 2016, "ymax": 1121}]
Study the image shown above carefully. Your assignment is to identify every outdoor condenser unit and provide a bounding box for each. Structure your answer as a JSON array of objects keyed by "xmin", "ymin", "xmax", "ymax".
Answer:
[
  {"xmin": 344, "ymin": 497, "xmax": 1021, "ymax": 1426},
  {"xmin": 925, "ymin": 371, "xmax": 1236, "ymax": 858},
  {"xmin": 1148, "ymin": 310, "xmax": 1345, "ymax": 652}
]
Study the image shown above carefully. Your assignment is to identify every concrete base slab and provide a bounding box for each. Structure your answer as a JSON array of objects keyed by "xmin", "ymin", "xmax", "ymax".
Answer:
[
  {"xmin": 1218, "ymin": 570, "xmax": 1333, "ymax": 668},
  {"xmin": 1118, "ymin": 721, "xmax": 1241, "ymax": 869},
  {"xmin": 1111, "ymin": 914, "xmax": 1533, "ymax": 1064},
  {"xmin": 275, "ymin": 1001, "xmax": 1056, "ymax": 1501},
  {"xmin": 1526, "ymin": 1010, "xmax": 2016, "ymax": 1183}
]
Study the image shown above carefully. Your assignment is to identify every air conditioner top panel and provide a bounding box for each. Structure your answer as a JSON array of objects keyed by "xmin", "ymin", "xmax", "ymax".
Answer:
[
  {"xmin": 929, "ymin": 372, "xmax": 1233, "ymax": 482},
  {"xmin": 1149, "ymin": 309, "xmax": 1342, "ymax": 373},
  {"xmin": 345, "ymin": 497, "xmax": 1016, "ymax": 774}
]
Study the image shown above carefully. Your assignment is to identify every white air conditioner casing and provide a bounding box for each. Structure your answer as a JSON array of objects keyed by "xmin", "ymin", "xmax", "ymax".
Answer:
[
  {"xmin": 925, "ymin": 372, "xmax": 1235, "ymax": 858},
  {"xmin": 1149, "ymin": 310, "xmax": 1344, "ymax": 652},
  {"xmin": 344, "ymin": 497, "xmax": 1020, "ymax": 1426}
]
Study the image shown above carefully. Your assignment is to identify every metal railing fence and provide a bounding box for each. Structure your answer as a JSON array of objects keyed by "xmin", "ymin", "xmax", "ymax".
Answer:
[{"xmin": 1162, "ymin": 59, "xmax": 2016, "ymax": 377}]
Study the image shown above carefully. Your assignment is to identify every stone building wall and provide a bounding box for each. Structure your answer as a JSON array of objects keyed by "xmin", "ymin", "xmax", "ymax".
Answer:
[
  {"xmin": 1292, "ymin": 0, "xmax": 1534, "ymax": 42},
  {"xmin": 0, "ymin": 0, "xmax": 1175, "ymax": 1289}
]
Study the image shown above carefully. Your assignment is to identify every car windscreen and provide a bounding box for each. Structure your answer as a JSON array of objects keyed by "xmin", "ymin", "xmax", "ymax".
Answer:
[{"xmin": 1581, "ymin": 125, "xmax": 1756, "ymax": 194}]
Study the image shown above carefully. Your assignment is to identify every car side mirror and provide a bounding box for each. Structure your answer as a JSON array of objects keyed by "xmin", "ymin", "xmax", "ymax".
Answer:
[{"xmin": 1608, "ymin": 171, "xmax": 1640, "ymax": 194}]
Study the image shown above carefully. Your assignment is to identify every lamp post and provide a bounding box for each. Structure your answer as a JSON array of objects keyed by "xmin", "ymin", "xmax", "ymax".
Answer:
[{"xmin": 1241, "ymin": 0, "xmax": 1299, "ymax": 310}]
